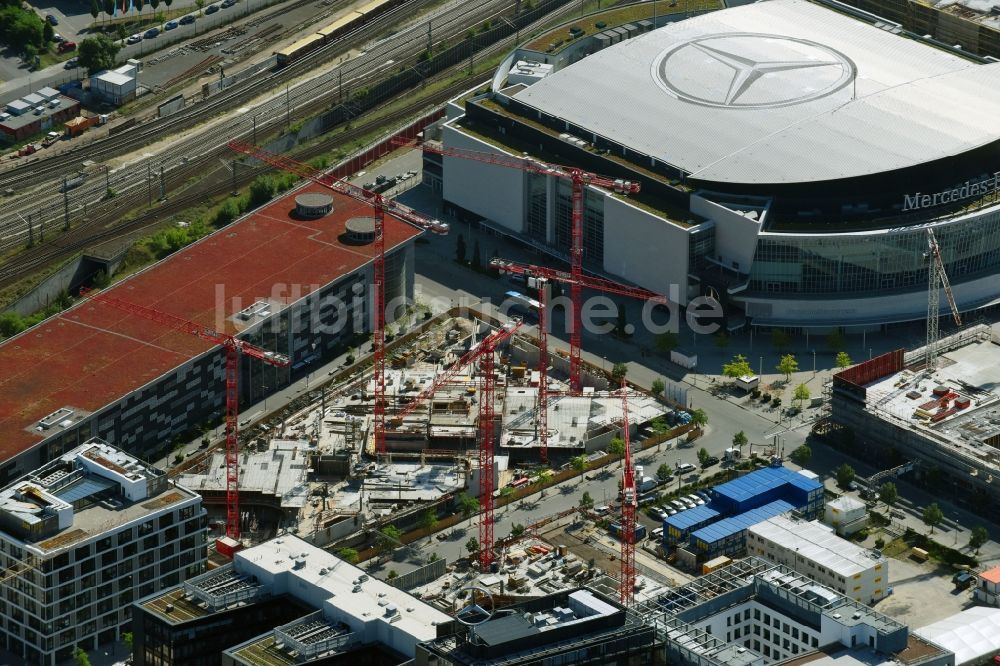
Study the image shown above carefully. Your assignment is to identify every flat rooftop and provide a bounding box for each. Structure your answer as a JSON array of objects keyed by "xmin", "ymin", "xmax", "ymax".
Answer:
[
  {"xmin": 865, "ymin": 339, "xmax": 1000, "ymax": 470},
  {"xmin": 0, "ymin": 184, "xmax": 422, "ymax": 463},
  {"xmin": 749, "ymin": 516, "xmax": 887, "ymax": 577},
  {"xmin": 511, "ymin": 0, "xmax": 1000, "ymax": 185}
]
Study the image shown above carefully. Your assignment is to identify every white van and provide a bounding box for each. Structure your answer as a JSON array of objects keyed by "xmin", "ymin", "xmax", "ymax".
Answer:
[{"xmin": 594, "ymin": 505, "xmax": 611, "ymax": 516}]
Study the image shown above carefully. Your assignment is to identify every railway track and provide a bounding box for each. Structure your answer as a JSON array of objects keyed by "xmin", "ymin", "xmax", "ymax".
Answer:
[
  {"xmin": 0, "ymin": 0, "xmax": 519, "ymax": 252},
  {"xmin": 0, "ymin": 0, "xmax": 579, "ymax": 288}
]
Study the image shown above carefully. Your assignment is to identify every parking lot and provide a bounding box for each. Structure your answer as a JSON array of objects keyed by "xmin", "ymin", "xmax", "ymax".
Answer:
[{"xmin": 874, "ymin": 555, "xmax": 977, "ymax": 629}]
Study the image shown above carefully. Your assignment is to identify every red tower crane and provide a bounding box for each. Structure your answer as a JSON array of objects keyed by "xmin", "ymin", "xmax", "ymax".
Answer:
[
  {"xmin": 226, "ymin": 141, "xmax": 448, "ymax": 457},
  {"xmin": 80, "ymin": 288, "xmax": 290, "ymax": 544},
  {"xmin": 402, "ymin": 140, "xmax": 641, "ymax": 393},
  {"xmin": 618, "ymin": 380, "xmax": 637, "ymax": 606},
  {"xmin": 490, "ymin": 258, "xmax": 666, "ymax": 463}
]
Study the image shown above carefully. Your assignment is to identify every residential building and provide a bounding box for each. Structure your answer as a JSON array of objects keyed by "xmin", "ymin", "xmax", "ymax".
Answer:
[
  {"xmin": 133, "ymin": 535, "xmax": 452, "ymax": 666},
  {"xmin": 747, "ymin": 515, "xmax": 889, "ymax": 603},
  {"xmin": 0, "ymin": 439, "xmax": 205, "ymax": 665}
]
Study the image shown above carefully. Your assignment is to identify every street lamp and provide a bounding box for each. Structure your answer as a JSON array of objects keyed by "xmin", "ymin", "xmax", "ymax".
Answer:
[{"xmin": 812, "ymin": 349, "xmax": 816, "ymax": 374}]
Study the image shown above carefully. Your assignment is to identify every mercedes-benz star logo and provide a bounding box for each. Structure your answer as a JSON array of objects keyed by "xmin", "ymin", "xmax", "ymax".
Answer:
[{"xmin": 652, "ymin": 33, "xmax": 856, "ymax": 109}]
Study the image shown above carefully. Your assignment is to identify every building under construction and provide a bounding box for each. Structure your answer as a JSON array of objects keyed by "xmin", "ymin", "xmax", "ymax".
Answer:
[{"xmin": 829, "ymin": 323, "xmax": 1000, "ymax": 513}]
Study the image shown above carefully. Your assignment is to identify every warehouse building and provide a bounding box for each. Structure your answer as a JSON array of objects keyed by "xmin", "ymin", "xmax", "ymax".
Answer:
[
  {"xmin": 747, "ymin": 515, "xmax": 890, "ymax": 604},
  {"xmin": 829, "ymin": 327, "xmax": 1000, "ymax": 515},
  {"xmin": 132, "ymin": 535, "xmax": 452, "ymax": 666},
  {"xmin": 0, "ymin": 87, "xmax": 79, "ymax": 142},
  {"xmin": 0, "ymin": 184, "xmax": 422, "ymax": 483},
  {"xmin": 0, "ymin": 438, "xmax": 205, "ymax": 665},
  {"xmin": 435, "ymin": 0, "xmax": 1000, "ymax": 328}
]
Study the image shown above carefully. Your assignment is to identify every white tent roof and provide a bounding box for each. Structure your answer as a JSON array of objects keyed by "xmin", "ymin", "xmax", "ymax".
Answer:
[{"xmin": 915, "ymin": 606, "xmax": 1000, "ymax": 665}]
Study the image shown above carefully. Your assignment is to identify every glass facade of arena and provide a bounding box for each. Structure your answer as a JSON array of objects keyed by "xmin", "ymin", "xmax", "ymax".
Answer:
[
  {"xmin": 554, "ymin": 180, "xmax": 605, "ymax": 268},
  {"xmin": 748, "ymin": 206, "xmax": 1000, "ymax": 295}
]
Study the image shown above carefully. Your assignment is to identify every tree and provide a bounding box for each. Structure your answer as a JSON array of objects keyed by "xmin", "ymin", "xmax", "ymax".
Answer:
[
  {"xmin": 0, "ymin": 7, "xmax": 45, "ymax": 55},
  {"xmin": 611, "ymin": 362, "xmax": 628, "ymax": 382},
  {"xmin": 615, "ymin": 302, "xmax": 628, "ymax": 337},
  {"xmin": 386, "ymin": 569, "xmax": 398, "ymax": 580},
  {"xmin": 608, "ymin": 437, "xmax": 625, "ymax": 467},
  {"xmin": 689, "ymin": 408, "xmax": 708, "ymax": 428},
  {"xmin": 579, "ymin": 491, "xmax": 594, "ymax": 509},
  {"xmin": 122, "ymin": 632, "xmax": 134, "ymax": 654},
  {"xmin": 969, "ymin": 525, "xmax": 989, "ymax": 554},
  {"xmin": 776, "ymin": 354, "xmax": 798, "ymax": 382},
  {"xmin": 511, "ymin": 523, "xmax": 526, "ymax": 537},
  {"xmin": 248, "ymin": 175, "xmax": 276, "ymax": 207},
  {"xmin": 379, "ymin": 525, "xmax": 402, "ymax": 552},
  {"xmin": 655, "ymin": 331, "xmax": 678, "ymax": 353},
  {"xmin": 103, "ymin": 0, "xmax": 115, "ymax": 22},
  {"xmin": 836, "ymin": 351, "xmax": 852, "ymax": 369},
  {"xmin": 714, "ymin": 332, "xmax": 729, "ymax": 348},
  {"xmin": 732, "ymin": 430, "xmax": 748, "ymax": 454},
  {"xmin": 793, "ymin": 383, "xmax": 811, "ymax": 408},
  {"xmin": 163, "ymin": 0, "xmax": 173, "ymax": 12},
  {"xmin": 195, "ymin": 0, "xmax": 205, "ymax": 14},
  {"xmin": 722, "ymin": 353, "xmax": 753, "ymax": 380},
  {"xmin": 922, "ymin": 502, "xmax": 943, "ymax": 534},
  {"xmin": 697, "ymin": 447, "xmax": 710, "ymax": 467},
  {"xmin": 429, "ymin": 552, "xmax": 440, "ymax": 562},
  {"xmin": 657, "ymin": 463, "xmax": 672, "ymax": 481},
  {"xmin": 471, "ymin": 239, "xmax": 482, "ymax": 270},
  {"xmin": 771, "ymin": 328, "xmax": 790, "ymax": 350},
  {"xmin": 420, "ymin": 509, "xmax": 438, "ymax": 531},
  {"xmin": 651, "ymin": 378, "xmax": 665, "ymax": 397},
  {"xmin": 789, "ymin": 444, "xmax": 812, "ymax": 467},
  {"xmin": 465, "ymin": 537, "xmax": 479, "ymax": 555},
  {"xmin": 570, "ymin": 454, "xmax": 588, "ymax": 482},
  {"xmin": 457, "ymin": 493, "xmax": 479, "ymax": 518},
  {"xmin": 650, "ymin": 416, "xmax": 668, "ymax": 435},
  {"xmin": 827, "ymin": 329, "xmax": 846, "ymax": 352},
  {"xmin": 43, "ymin": 20, "xmax": 54, "ymax": 44},
  {"xmin": 455, "ymin": 233, "xmax": 466, "ymax": 264},
  {"xmin": 78, "ymin": 35, "xmax": 121, "ymax": 75},
  {"xmin": 836, "ymin": 463, "xmax": 855, "ymax": 489},
  {"xmin": 73, "ymin": 647, "xmax": 90, "ymax": 666},
  {"xmin": 91, "ymin": 0, "xmax": 102, "ymax": 22},
  {"xmin": 878, "ymin": 482, "xmax": 898, "ymax": 511},
  {"xmin": 336, "ymin": 547, "xmax": 359, "ymax": 563}
]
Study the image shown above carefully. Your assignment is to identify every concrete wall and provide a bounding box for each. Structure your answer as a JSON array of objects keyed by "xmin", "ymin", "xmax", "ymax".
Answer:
[
  {"xmin": 690, "ymin": 194, "xmax": 763, "ymax": 273},
  {"xmin": 602, "ymin": 194, "xmax": 691, "ymax": 306},
  {"xmin": 441, "ymin": 122, "xmax": 526, "ymax": 234}
]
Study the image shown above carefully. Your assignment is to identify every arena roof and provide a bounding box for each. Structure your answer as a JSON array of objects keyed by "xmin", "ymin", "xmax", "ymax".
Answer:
[
  {"xmin": 0, "ymin": 185, "xmax": 421, "ymax": 463},
  {"xmin": 510, "ymin": 0, "xmax": 1000, "ymax": 185}
]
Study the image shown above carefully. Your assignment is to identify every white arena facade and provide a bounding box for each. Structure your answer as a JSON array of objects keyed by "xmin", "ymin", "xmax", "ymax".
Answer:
[{"xmin": 429, "ymin": 0, "xmax": 1000, "ymax": 329}]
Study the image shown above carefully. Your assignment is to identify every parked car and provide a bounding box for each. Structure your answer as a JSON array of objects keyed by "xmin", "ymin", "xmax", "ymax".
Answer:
[
  {"xmin": 63, "ymin": 57, "xmax": 78, "ymax": 69},
  {"xmin": 46, "ymin": 13, "xmax": 59, "ymax": 25},
  {"xmin": 164, "ymin": 20, "xmax": 178, "ymax": 30},
  {"xmin": 52, "ymin": 33, "xmax": 65, "ymax": 42},
  {"xmin": 144, "ymin": 27, "xmax": 160, "ymax": 38},
  {"xmin": 695, "ymin": 490, "xmax": 711, "ymax": 501},
  {"xmin": 180, "ymin": 14, "xmax": 196, "ymax": 24},
  {"xmin": 701, "ymin": 455, "xmax": 720, "ymax": 468},
  {"xmin": 205, "ymin": 4, "xmax": 220, "ymax": 13},
  {"xmin": 221, "ymin": 0, "xmax": 237, "ymax": 7},
  {"xmin": 677, "ymin": 462, "xmax": 696, "ymax": 474},
  {"xmin": 57, "ymin": 41, "xmax": 76, "ymax": 53},
  {"xmin": 127, "ymin": 33, "xmax": 143, "ymax": 44},
  {"xmin": 686, "ymin": 494, "xmax": 706, "ymax": 506}
]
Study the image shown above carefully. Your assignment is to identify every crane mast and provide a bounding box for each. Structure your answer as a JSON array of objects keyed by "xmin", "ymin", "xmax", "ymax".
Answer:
[
  {"xmin": 925, "ymin": 228, "xmax": 962, "ymax": 371},
  {"xmin": 619, "ymin": 380, "xmax": 636, "ymax": 606}
]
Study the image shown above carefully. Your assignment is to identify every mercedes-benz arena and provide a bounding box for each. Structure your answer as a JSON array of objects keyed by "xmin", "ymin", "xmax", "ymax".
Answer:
[{"xmin": 433, "ymin": 0, "xmax": 1000, "ymax": 328}]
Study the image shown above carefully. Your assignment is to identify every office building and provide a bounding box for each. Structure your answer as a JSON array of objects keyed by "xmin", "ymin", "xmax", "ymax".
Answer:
[
  {"xmin": 0, "ymin": 438, "xmax": 205, "ymax": 665},
  {"xmin": 133, "ymin": 534, "xmax": 452, "ymax": 666}
]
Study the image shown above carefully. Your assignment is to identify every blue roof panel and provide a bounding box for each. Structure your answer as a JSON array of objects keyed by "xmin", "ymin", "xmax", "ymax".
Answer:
[
  {"xmin": 690, "ymin": 499, "xmax": 795, "ymax": 544},
  {"xmin": 712, "ymin": 466, "xmax": 820, "ymax": 503},
  {"xmin": 665, "ymin": 505, "xmax": 720, "ymax": 531}
]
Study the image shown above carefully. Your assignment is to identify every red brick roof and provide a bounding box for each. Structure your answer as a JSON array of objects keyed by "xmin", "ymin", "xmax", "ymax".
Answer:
[{"xmin": 0, "ymin": 184, "xmax": 421, "ymax": 461}]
